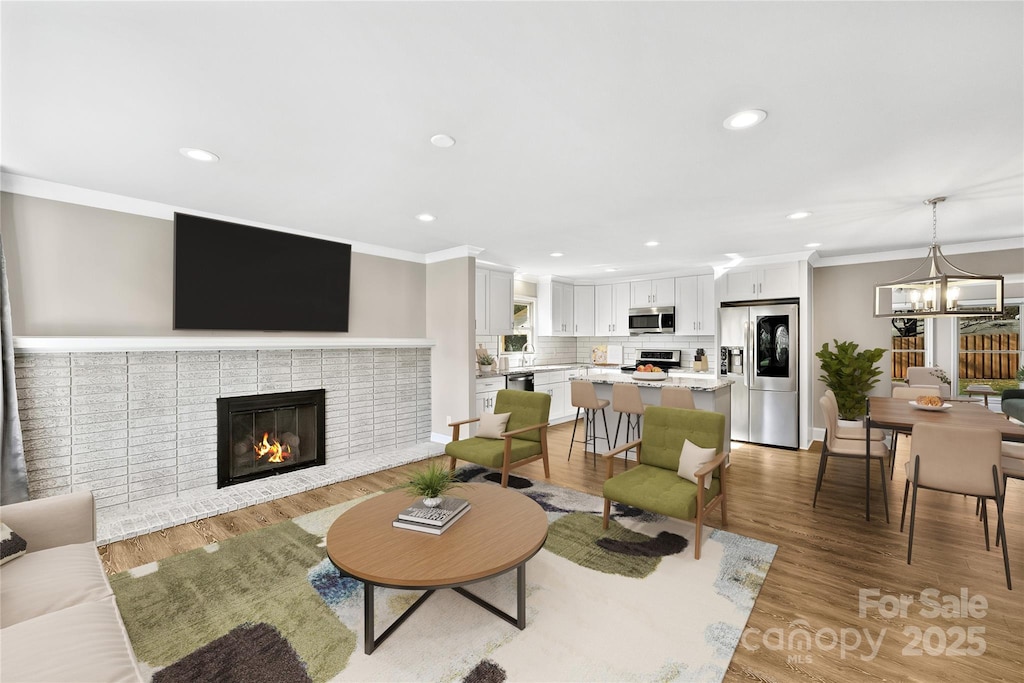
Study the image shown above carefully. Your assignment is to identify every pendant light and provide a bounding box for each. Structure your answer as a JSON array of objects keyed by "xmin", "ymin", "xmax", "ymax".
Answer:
[{"xmin": 874, "ymin": 197, "xmax": 1004, "ymax": 318}]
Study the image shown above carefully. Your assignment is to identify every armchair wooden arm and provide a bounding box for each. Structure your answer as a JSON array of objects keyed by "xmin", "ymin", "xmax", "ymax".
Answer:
[
  {"xmin": 693, "ymin": 451, "xmax": 728, "ymax": 479},
  {"xmin": 602, "ymin": 439, "xmax": 642, "ymax": 479},
  {"xmin": 500, "ymin": 421, "xmax": 550, "ymax": 438},
  {"xmin": 449, "ymin": 416, "xmax": 481, "ymax": 442}
]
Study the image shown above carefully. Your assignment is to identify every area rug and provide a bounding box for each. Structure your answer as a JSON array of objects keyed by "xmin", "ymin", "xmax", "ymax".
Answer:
[{"xmin": 111, "ymin": 468, "xmax": 777, "ymax": 682}]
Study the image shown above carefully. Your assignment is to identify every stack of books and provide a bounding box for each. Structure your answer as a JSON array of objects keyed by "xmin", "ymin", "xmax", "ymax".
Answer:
[{"xmin": 392, "ymin": 497, "xmax": 470, "ymax": 535}]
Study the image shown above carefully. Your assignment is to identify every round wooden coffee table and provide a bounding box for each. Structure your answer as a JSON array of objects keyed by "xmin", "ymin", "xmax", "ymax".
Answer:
[{"xmin": 326, "ymin": 483, "xmax": 548, "ymax": 654}]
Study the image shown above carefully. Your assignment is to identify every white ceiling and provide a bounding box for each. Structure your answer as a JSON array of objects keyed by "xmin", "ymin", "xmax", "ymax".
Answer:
[{"xmin": 2, "ymin": 1, "xmax": 1022, "ymax": 280}]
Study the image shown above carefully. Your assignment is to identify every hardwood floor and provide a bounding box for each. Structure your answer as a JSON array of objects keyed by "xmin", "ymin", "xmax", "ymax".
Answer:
[{"xmin": 101, "ymin": 421, "xmax": 1024, "ymax": 682}]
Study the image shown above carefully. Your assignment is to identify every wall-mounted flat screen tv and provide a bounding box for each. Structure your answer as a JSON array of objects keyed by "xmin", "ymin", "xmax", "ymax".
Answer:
[{"xmin": 173, "ymin": 213, "xmax": 351, "ymax": 332}]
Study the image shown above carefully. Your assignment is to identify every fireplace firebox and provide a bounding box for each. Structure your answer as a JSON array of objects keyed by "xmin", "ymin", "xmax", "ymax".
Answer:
[{"xmin": 216, "ymin": 389, "xmax": 326, "ymax": 488}]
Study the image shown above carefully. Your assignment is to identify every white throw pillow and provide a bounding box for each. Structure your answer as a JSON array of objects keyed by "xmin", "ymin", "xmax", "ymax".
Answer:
[
  {"xmin": 1, "ymin": 522, "xmax": 28, "ymax": 566},
  {"xmin": 677, "ymin": 439, "xmax": 717, "ymax": 489},
  {"xmin": 477, "ymin": 412, "xmax": 511, "ymax": 439}
]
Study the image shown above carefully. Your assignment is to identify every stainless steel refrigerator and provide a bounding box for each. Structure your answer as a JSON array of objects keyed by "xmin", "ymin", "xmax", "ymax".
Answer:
[{"xmin": 718, "ymin": 301, "xmax": 799, "ymax": 448}]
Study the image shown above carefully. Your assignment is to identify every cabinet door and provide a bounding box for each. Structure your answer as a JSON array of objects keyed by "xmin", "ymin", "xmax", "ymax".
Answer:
[
  {"xmin": 612, "ymin": 282, "xmax": 631, "ymax": 336},
  {"xmin": 558, "ymin": 282, "xmax": 575, "ymax": 334},
  {"xmin": 475, "ymin": 270, "xmax": 489, "ymax": 333},
  {"xmin": 630, "ymin": 281, "xmax": 652, "ymax": 307},
  {"xmin": 721, "ymin": 268, "xmax": 758, "ymax": 301},
  {"xmin": 675, "ymin": 276, "xmax": 700, "ymax": 333},
  {"xmin": 697, "ymin": 273, "xmax": 716, "ymax": 333},
  {"xmin": 652, "ymin": 278, "xmax": 675, "ymax": 306},
  {"xmin": 487, "ymin": 269, "xmax": 514, "ymax": 334},
  {"xmin": 595, "ymin": 284, "xmax": 614, "ymax": 334},
  {"xmin": 551, "ymin": 381, "xmax": 567, "ymax": 419},
  {"xmin": 574, "ymin": 285, "xmax": 595, "ymax": 336},
  {"xmin": 758, "ymin": 263, "xmax": 799, "ymax": 299}
]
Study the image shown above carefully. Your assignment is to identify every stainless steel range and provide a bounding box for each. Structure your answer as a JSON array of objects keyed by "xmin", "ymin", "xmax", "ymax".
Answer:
[{"xmin": 620, "ymin": 349, "xmax": 684, "ymax": 373}]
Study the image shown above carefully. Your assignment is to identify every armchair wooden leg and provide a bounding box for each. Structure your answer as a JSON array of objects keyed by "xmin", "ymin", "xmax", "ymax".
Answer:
[
  {"xmin": 694, "ymin": 508, "xmax": 703, "ymax": 560},
  {"xmin": 448, "ymin": 455, "xmax": 457, "ymax": 472},
  {"xmin": 541, "ymin": 432, "xmax": 551, "ymax": 479},
  {"xmin": 719, "ymin": 469, "xmax": 728, "ymax": 526},
  {"xmin": 602, "ymin": 498, "xmax": 611, "ymax": 529},
  {"xmin": 500, "ymin": 469, "xmax": 509, "ymax": 488}
]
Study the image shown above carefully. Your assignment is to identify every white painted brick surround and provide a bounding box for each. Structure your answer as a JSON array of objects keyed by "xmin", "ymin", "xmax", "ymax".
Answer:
[{"xmin": 15, "ymin": 346, "xmax": 437, "ymax": 542}]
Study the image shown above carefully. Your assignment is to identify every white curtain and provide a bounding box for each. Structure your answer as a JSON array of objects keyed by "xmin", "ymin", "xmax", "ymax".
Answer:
[{"xmin": 1, "ymin": 233, "xmax": 28, "ymax": 503}]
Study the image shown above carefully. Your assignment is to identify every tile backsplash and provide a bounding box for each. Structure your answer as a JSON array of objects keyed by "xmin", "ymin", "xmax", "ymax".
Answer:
[{"xmin": 474, "ymin": 334, "xmax": 715, "ymax": 369}]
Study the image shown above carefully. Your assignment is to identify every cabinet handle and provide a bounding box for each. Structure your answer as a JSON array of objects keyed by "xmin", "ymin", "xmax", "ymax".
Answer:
[{"xmin": 752, "ymin": 284, "xmax": 756, "ymax": 294}]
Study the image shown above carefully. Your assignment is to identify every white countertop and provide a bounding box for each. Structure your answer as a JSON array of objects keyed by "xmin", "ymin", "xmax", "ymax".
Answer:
[{"xmin": 569, "ymin": 368, "xmax": 733, "ymax": 392}]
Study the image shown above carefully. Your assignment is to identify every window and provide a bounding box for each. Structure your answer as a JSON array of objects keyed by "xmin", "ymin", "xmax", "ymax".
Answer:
[
  {"xmin": 890, "ymin": 317, "xmax": 925, "ymax": 380},
  {"xmin": 957, "ymin": 303, "xmax": 1020, "ymax": 394},
  {"xmin": 502, "ymin": 301, "xmax": 533, "ymax": 353}
]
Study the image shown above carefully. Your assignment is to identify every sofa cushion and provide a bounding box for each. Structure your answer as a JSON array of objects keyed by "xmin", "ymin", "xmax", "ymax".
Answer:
[
  {"xmin": 0, "ymin": 595, "xmax": 143, "ymax": 682},
  {"xmin": 0, "ymin": 541, "xmax": 113, "ymax": 628},
  {"xmin": 445, "ymin": 436, "xmax": 542, "ymax": 469},
  {"xmin": 1, "ymin": 522, "xmax": 28, "ymax": 566},
  {"xmin": 604, "ymin": 464, "xmax": 721, "ymax": 521}
]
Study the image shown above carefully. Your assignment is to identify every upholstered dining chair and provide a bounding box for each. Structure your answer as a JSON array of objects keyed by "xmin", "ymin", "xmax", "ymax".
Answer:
[
  {"xmin": 905, "ymin": 366, "xmax": 951, "ymax": 399},
  {"xmin": 446, "ymin": 389, "xmax": 551, "ymax": 488},
  {"xmin": 660, "ymin": 386, "xmax": 696, "ymax": 410},
  {"xmin": 888, "ymin": 385, "xmax": 943, "ymax": 477},
  {"xmin": 569, "ymin": 381, "xmax": 612, "ymax": 464},
  {"xmin": 900, "ymin": 423, "xmax": 1010, "ymax": 590},
  {"xmin": 611, "ymin": 383, "xmax": 645, "ymax": 466},
  {"xmin": 601, "ymin": 406, "xmax": 727, "ymax": 560},
  {"xmin": 815, "ymin": 396, "xmax": 891, "ymax": 522}
]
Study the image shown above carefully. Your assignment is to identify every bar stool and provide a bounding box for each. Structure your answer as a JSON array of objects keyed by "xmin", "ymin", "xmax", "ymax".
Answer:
[
  {"xmin": 660, "ymin": 386, "xmax": 696, "ymax": 410},
  {"xmin": 612, "ymin": 383, "xmax": 646, "ymax": 466},
  {"xmin": 569, "ymin": 381, "xmax": 612, "ymax": 464}
]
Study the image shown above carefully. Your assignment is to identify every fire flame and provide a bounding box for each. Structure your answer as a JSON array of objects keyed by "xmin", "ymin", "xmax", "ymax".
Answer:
[{"xmin": 254, "ymin": 432, "xmax": 291, "ymax": 463}]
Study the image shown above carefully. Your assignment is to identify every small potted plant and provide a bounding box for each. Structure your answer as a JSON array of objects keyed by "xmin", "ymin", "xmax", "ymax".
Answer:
[
  {"xmin": 816, "ymin": 339, "xmax": 886, "ymax": 421},
  {"xmin": 405, "ymin": 461, "xmax": 461, "ymax": 507},
  {"xmin": 478, "ymin": 352, "xmax": 495, "ymax": 374}
]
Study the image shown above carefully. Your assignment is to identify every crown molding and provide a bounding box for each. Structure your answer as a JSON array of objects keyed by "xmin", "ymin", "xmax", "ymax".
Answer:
[
  {"xmin": 0, "ymin": 174, "xmax": 428, "ymax": 264},
  {"xmin": 425, "ymin": 245, "xmax": 486, "ymax": 263}
]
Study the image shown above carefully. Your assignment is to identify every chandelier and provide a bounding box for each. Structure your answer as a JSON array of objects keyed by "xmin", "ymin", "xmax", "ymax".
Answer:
[{"xmin": 874, "ymin": 197, "xmax": 1004, "ymax": 318}]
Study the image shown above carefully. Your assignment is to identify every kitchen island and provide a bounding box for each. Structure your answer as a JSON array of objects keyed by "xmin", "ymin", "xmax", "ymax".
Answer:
[{"xmin": 568, "ymin": 368, "xmax": 733, "ymax": 445}]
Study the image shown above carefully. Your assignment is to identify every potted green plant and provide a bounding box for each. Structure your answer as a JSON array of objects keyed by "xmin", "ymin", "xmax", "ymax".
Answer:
[
  {"xmin": 405, "ymin": 461, "xmax": 461, "ymax": 507},
  {"xmin": 478, "ymin": 352, "xmax": 495, "ymax": 374},
  {"xmin": 816, "ymin": 339, "xmax": 887, "ymax": 420}
]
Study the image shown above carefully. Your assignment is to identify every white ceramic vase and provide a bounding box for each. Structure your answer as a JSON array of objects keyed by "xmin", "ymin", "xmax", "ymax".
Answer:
[{"xmin": 422, "ymin": 496, "xmax": 443, "ymax": 508}]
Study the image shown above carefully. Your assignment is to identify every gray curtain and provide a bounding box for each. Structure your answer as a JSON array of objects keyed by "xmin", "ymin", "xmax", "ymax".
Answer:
[{"xmin": 0, "ymin": 233, "xmax": 28, "ymax": 503}]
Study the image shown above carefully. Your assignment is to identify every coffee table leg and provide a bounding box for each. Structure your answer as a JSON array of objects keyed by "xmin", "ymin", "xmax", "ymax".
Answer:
[
  {"xmin": 364, "ymin": 581, "xmax": 375, "ymax": 655},
  {"xmin": 516, "ymin": 563, "xmax": 526, "ymax": 629}
]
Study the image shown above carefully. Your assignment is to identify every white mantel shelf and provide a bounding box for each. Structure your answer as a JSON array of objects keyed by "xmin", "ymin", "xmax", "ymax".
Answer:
[{"xmin": 13, "ymin": 336, "xmax": 436, "ymax": 353}]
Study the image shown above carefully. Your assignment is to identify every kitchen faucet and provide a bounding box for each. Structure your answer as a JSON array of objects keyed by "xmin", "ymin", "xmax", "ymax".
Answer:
[{"xmin": 521, "ymin": 343, "xmax": 535, "ymax": 366}]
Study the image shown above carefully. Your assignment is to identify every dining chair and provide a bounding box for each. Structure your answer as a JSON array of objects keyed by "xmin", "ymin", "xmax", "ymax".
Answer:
[
  {"xmin": 900, "ymin": 423, "xmax": 1010, "ymax": 590},
  {"xmin": 905, "ymin": 367, "xmax": 951, "ymax": 399},
  {"xmin": 569, "ymin": 381, "xmax": 612, "ymax": 464},
  {"xmin": 660, "ymin": 386, "xmax": 696, "ymax": 410},
  {"xmin": 888, "ymin": 385, "xmax": 943, "ymax": 477},
  {"xmin": 611, "ymin": 383, "xmax": 645, "ymax": 466},
  {"xmin": 814, "ymin": 396, "xmax": 891, "ymax": 521}
]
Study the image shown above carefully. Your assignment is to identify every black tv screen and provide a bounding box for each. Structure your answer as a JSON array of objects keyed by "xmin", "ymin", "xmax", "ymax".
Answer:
[{"xmin": 173, "ymin": 213, "xmax": 351, "ymax": 332}]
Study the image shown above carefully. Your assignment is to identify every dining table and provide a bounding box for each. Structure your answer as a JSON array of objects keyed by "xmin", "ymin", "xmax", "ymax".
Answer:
[{"xmin": 862, "ymin": 397, "xmax": 1024, "ymax": 521}]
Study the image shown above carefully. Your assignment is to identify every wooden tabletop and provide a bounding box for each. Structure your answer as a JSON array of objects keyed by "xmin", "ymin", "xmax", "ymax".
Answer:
[
  {"xmin": 326, "ymin": 483, "xmax": 548, "ymax": 589},
  {"xmin": 869, "ymin": 397, "xmax": 1024, "ymax": 442}
]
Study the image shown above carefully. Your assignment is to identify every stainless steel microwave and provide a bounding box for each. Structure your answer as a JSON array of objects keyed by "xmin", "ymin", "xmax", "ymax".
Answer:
[{"xmin": 628, "ymin": 306, "xmax": 675, "ymax": 335}]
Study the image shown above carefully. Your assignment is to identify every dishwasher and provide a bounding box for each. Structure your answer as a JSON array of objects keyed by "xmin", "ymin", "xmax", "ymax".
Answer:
[{"xmin": 505, "ymin": 372, "xmax": 535, "ymax": 392}]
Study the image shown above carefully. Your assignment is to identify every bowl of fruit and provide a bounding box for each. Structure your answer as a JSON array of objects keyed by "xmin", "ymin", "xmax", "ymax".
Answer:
[{"xmin": 633, "ymin": 363, "xmax": 667, "ymax": 380}]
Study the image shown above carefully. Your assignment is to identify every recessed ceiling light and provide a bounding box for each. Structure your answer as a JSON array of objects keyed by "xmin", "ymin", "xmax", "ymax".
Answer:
[
  {"xmin": 550, "ymin": 252, "xmax": 564, "ymax": 257},
  {"xmin": 787, "ymin": 211, "xmax": 813, "ymax": 220},
  {"xmin": 430, "ymin": 134, "xmax": 456, "ymax": 148},
  {"xmin": 416, "ymin": 213, "xmax": 436, "ymax": 222},
  {"xmin": 723, "ymin": 109, "xmax": 767, "ymax": 130},
  {"xmin": 179, "ymin": 147, "xmax": 219, "ymax": 162},
  {"xmin": 805, "ymin": 242, "xmax": 822, "ymax": 248},
  {"xmin": 644, "ymin": 241, "xmax": 660, "ymax": 247},
  {"xmin": 605, "ymin": 268, "xmax": 618, "ymax": 272}
]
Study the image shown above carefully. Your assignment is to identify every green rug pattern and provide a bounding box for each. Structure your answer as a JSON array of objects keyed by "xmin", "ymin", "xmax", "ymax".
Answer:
[{"xmin": 111, "ymin": 471, "xmax": 777, "ymax": 682}]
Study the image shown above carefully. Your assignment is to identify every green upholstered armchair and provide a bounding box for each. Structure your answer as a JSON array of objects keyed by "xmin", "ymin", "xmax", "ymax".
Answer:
[
  {"xmin": 601, "ymin": 406, "xmax": 727, "ymax": 559},
  {"xmin": 446, "ymin": 389, "xmax": 552, "ymax": 487}
]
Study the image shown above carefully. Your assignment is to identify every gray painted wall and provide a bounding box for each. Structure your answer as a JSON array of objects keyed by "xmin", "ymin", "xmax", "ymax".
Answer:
[
  {"xmin": 811, "ymin": 248, "xmax": 1023, "ymax": 430},
  {"xmin": 0, "ymin": 192, "xmax": 426, "ymax": 337}
]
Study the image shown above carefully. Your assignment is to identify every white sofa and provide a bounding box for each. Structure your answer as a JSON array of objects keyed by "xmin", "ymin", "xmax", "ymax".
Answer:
[{"xmin": 0, "ymin": 491, "xmax": 143, "ymax": 682}]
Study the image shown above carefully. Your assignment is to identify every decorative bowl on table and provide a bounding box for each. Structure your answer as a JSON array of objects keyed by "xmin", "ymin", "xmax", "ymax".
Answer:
[
  {"xmin": 633, "ymin": 369, "xmax": 667, "ymax": 381},
  {"xmin": 908, "ymin": 400, "xmax": 952, "ymax": 412}
]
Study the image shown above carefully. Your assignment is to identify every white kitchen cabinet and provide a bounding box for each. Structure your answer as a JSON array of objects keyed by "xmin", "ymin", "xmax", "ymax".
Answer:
[
  {"xmin": 474, "ymin": 375, "xmax": 506, "ymax": 431},
  {"xmin": 630, "ymin": 278, "xmax": 675, "ymax": 308},
  {"xmin": 720, "ymin": 263, "xmax": 799, "ymax": 301},
  {"xmin": 675, "ymin": 274, "xmax": 715, "ymax": 334},
  {"xmin": 535, "ymin": 370, "xmax": 570, "ymax": 421},
  {"xmin": 595, "ymin": 282, "xmax": 631, "ymax": 336},
  {"xmin": 475, "ymin": 266, "xmax": 514, "ymax": 334},
  {"xmin": 537, "ymin": 277, "xmax": 575, "ymax": 336},
  {"xmin": 573, "ymin": 285, "xmax": 595, "ymax": 336}
]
